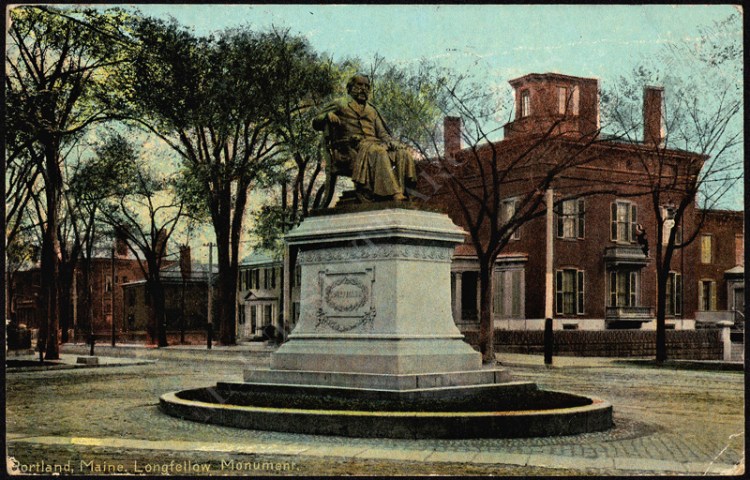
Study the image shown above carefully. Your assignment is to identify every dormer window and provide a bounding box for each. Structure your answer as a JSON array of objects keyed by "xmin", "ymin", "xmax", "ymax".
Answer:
[
  {"xmin": 558, "ymin": 86, "xmax": 580, "ymax": 115},
  {"xmin": 520, "ymin": 90, "xmax": 530, "ymax": 118},
  {"xmin": 558, "ymin": 87, "xmax": 568, "ymax": 114}
]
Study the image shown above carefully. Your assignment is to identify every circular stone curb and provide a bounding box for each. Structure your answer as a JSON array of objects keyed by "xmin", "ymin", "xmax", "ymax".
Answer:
[{"xmin": 159, "ymin": 388, "xmax": 613, "ymax": 439}]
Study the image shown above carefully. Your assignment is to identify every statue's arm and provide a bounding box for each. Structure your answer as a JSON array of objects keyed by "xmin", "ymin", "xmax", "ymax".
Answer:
[
  {"xmin": 312, "ymin": 100, "xmax": 343, "ymax": 131},
  {"xmin": 372, "ymin": 105, "xmax": 396, "ymax": 144}
]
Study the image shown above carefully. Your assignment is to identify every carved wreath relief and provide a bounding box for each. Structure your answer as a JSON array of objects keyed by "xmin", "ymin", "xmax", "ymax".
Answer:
[{"xmin": 316, "ymin": 268, "xmax": 376, "ymax": 332}]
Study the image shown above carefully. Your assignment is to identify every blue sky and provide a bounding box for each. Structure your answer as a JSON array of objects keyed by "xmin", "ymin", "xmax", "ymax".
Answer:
[
  {"xmin": 133, "ymin": 4, "xmax": 739, "ymax": 86},
  {"xmin": 68, "ymin": 4, "xmax": 741, "ymax": 254},
  {"xmin": 132, "ymin": 4, "xmax": 742, "ymax": 213}
]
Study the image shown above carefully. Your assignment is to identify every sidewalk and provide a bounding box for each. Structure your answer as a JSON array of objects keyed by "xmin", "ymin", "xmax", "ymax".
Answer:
[
  {"xmin": 59, "ymin": 341, "xmax": 275, "ymax": 364},
  {"xmin": 53, "ymin": 342, "xmax": 746, "ymax": 372},
  {"xmin": 498, "ymin": 352, "xmax": 744, "ymax": 371},
  {"xmin": 6, "ymin": 353, "xmax": 155, "ymax": 371},
  {"xmin": 6, "ymin": 432, "xmax": 741, "ymax": 475}
]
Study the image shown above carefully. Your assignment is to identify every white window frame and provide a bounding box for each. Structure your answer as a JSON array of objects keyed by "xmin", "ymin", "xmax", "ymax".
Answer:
[
  {"xmin": 698, "ymin": 279, "xmax": 717, "ymax": 311},
  {"xmin": 557, "ymin": 198, "xmax": 585, "ymax": 239},
  {"xmin": 558, "ymin": 86, "xmax": 568, "ymax": 115},
  {"xmin": 660, "ymin": 206, "xmax": 682, "ymax": 245},
  {"xmin": 611, "ymin": 200, "xmax": 637, "ymax": 243},
  {"xmin": 609, "ymin": 270, "xmax": 640, "ymax": 308},
  {"xmin": 494, "ymin": 268, "xmax": 525, "ymax": 319},
  {"xmin": 556, "ymin": 269, "xmax": 585, "ymax": 315},
  {"xmin": 520, "ymin": 90, "xmax": 530, "ymax": 118},
  {"xmin": 666, "ymin": 271, "xmax": 682, "ymax": 316},
  {"xmin": 700, "ymin": 234, "xmax": 713, "ymax": 264},
  {"xmin": 501, "ymin": 197, "xmax": 521, "ymax": 240}
]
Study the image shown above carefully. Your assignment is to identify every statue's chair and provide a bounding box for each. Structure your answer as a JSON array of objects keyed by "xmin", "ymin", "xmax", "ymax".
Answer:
[{"xmin": 319, "ymin": 123, "xmax": 363, "ymax": 206}]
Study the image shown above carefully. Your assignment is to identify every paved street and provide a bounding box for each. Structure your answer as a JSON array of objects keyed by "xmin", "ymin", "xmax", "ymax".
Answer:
[{"xmin": 6, "ymin": 351, "xmax": 745, "ymax": 476}]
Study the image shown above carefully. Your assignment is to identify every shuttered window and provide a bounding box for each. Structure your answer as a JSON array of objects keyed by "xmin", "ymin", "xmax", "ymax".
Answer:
[
  {"xmin": 557, "ymin": 199, "xmax": 585, "ymax": 239},
  {"xmin": 556, "ymin": 269, "xmax": 585, "ymax": 315},
  {"xmin": 611, "ymin": 201, "xmax": 637, "ymax": 243}
]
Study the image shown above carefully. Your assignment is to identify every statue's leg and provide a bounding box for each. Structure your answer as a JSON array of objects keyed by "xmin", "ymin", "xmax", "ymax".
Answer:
[
  {"xmin": 368, "ymin": 146, "xmax": 402, "ymax": 198},
  {"xmin": 393, "ymin": 149, "xmax": 417, "ymax": 195}
]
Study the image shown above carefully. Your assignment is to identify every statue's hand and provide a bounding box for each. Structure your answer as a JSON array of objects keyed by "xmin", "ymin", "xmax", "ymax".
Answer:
[
  {"xmin": 327, "ymin": 112, "xmax": 341, "ymax": 125},
  {"xmin": 387, "ymin": 140, "xmax": 403, "ymax": 151}
]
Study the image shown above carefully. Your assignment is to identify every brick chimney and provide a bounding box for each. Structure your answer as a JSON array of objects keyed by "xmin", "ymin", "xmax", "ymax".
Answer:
[
  {"xmin": 115, "ymin": 234, "xmax": 129, "ymax": 257},
  {"xmin": 179, "ymin": 245, "xmax": 191, "ymax": 280},
  {"xmin": 643, "ymin": 86, "xmax": 665, "ymax": 146},
  {"xmin": 155, "ymin": 229, "xmax": 168, "ymax": 261},
  {"xmin": 444, "ymin": 116, "xmax": 462, "ymax": 158}
]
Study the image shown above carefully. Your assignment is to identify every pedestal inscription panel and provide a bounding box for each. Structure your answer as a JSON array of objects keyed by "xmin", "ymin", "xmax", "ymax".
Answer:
[{"xmin": 316, "ymin": 268, "xmax": 376, "ymax": 333}]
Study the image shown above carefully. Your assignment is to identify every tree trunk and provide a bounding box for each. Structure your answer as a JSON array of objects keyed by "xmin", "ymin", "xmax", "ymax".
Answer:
[
  {"xmin": 40, "ymin": 139, "xmax": 63, "ymax": 360},
  {"xmin": 149, "ymin": 277, "xmax": 168, "ymax": 348},
  {"xmin": 655, "ymin": 268, "xmax": 669, "ymax": 363},
  {"xmin": 217, "ymin": 263, "xmax": 238, "ymax": 345},
  {"xmin": 40, "ymin": 225, "xmax": 61, "ymax": 360},
  {"xmin": 478, "ymin": 263, "xmax": 495, "ymax": 364},
  {"xmin": 80, "ymin": 256, "xmax": 92, "ymax": 340},
  {"xmin": 214, "ymin": 214, "xmax": 237, "ymax": 345}
]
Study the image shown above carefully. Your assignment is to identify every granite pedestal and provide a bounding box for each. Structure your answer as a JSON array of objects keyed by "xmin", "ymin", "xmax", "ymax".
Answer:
[{"xmin": 244, "ymin": 207, "xmax": 510, "ymax": 390}]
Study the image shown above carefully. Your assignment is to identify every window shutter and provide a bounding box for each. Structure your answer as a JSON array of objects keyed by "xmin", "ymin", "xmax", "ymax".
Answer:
[
  {"xmin": 610, "ymin": 203, "xmax": 617, "ymax": 241},
  {"xmin": 511, "ymin": 270, "xmax": 522, "ymax": 318},
  {"xmin": 630, "ymin": 204, "xmax": 638, "ymax": 243},
  {"xmin": 675, "ymin": 274, "xmax": 682, "ymax": 315},
  {"xmin": 577, "ymin": 270, "xmax": 585, "ymax": 314},
  {"xmin": 629, "ymin": 272, "xmax": 637, "ymax": 306},
  {"xmin": 494, "ymin": 271, "xmax": 504, "ymax": 318},
  {"xmin": 555, "ymin": 271, "xmax": 563, "ymax": 315},
  {"xmin": 556, "ymin": 207, "xmax": 563, "ymax": 238},
  {"xmin": 698, "ymin": 281, "xmax": 704, "ymax": 311},
  {"xmin": 610, "ymin": 271, "xmax": 617, "ymax": 306},
  {"xmin": 710, "ymin": 282, "xmax": 717, "ymax": 311},
  {"xmin": 577, "ymin": 199, "xmax": 585, "ymax": 238}
]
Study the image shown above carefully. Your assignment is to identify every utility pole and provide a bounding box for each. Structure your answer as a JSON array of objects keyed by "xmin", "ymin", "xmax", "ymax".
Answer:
[
  {"xmin": 544, "ymin": 188, "xmax": 554, "ymax": 366},
  {"xmin": 206, "ymin": 242, "xmax": 214, "ymax": 350},
  {"xmin": 89, "ymin": 281, "xmax": 95, "ymax": 356},
  {"xmin": 111, "ymin": 246, "xmax": 116, "ymax": 347}
]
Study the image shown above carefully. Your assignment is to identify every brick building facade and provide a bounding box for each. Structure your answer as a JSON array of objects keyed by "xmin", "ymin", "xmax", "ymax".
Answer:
[
  {"xmin": 121, "ymin": 262, "xmax": 215, "ymax": 344},
  {"xmin": 419, "ymin": 72, "xmax": 740, "ymax": 332},
  {"xmin": 10, "ymin": 249, "xmax": 145, "ymax": 341},
  {"xmin": 694, "ymin": 209, "xmax": 744, "ymax": 327}
]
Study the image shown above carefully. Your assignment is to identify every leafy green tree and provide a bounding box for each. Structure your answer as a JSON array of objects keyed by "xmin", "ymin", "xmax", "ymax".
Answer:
[
  {"xmin": 93, "ymin": 133, "xmax": 185, "ymax": 347},
  {"xmin": 126, "ymin": 20, "xmax": 337, "ymax": 344},
  {"xmin": 6, "ymin": 5, "xmax": 135, "ymax": 358}
]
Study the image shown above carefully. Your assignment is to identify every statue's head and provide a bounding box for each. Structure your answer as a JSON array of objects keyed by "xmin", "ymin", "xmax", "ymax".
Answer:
[{"xmin": 347, "ymin": 74, "xmax": 371, "ymax": 103}]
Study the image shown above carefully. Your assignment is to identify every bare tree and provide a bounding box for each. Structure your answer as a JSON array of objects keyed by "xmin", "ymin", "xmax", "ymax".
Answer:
[
  {"xmin": 408, "ymin": 71, "xmax": 618, "ymax": 364},
  {"xmin": 602, "ymin": 12, "xmax": 742, "ymax": 362}
]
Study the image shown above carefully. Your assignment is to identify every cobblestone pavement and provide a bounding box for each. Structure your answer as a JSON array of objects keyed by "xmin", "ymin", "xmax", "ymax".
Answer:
[{"xmin": 5, "ymin": 353, "xmax": 745, "ymax": 476}]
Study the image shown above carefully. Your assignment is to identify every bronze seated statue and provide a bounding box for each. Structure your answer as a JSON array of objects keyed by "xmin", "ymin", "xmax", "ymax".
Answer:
[{"xmin": 313, "ymin": 74, "xmax": 416, "ymax": 204}]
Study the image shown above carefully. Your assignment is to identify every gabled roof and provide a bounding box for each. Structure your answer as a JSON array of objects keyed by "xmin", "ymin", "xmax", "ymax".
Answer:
[
  {"xmin": 724, "ymin": 265, "xmax": 744, "ymax": 275},
  {"xmin": 243, "ymin": 289, "xmax": 278, "ymax": 301},
  {"xmin": 240, "ymin": 250, "xmax": 281, "ymax": 267}
]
